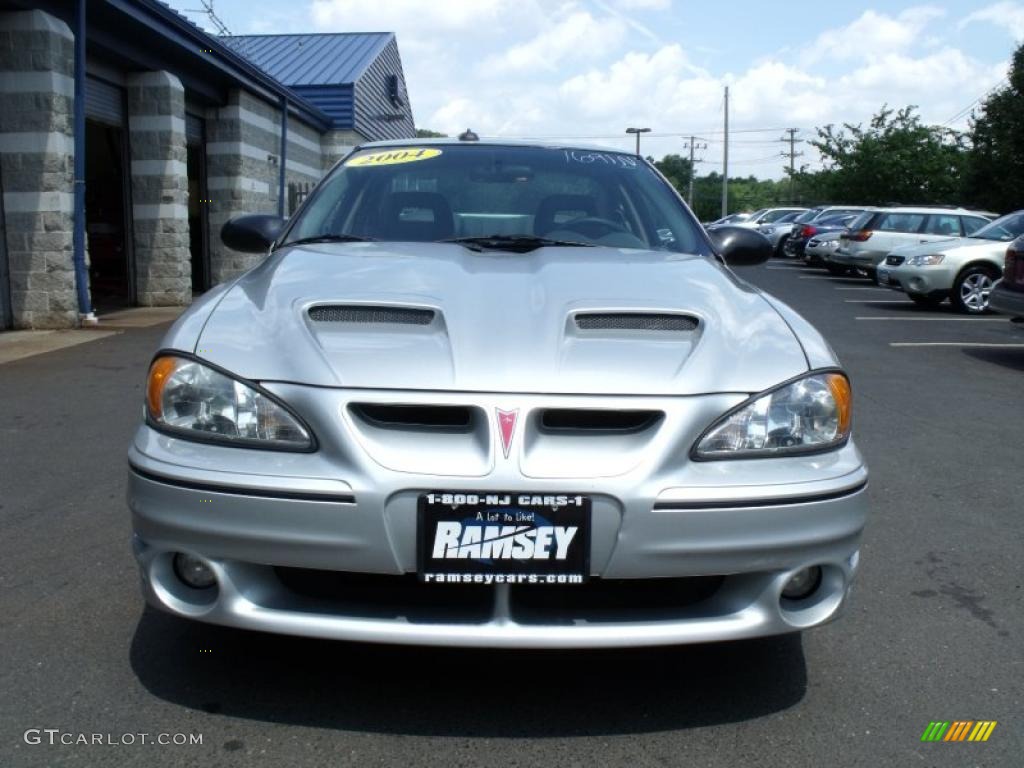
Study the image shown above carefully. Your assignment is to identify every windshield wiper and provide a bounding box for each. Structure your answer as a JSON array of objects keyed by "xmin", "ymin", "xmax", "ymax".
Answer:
[
  {"xmin": 284, "ymin": 233, "xmax": 376, "ymax": 247},
  {"xmin": 440, "ymin": 235, "xmax": 596, "ymax": 252}
]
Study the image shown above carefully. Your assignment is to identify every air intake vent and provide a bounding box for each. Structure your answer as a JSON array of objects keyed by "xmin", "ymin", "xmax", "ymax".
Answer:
[
  {"xmin": 575, "ymin": 313, "xmax": 698, "ymax": 332},
  {"xmin": 308, "ymin": 305, "xmax": 435, "ymax": 325},
  {"xmin": 540, "ymin": 409, "xmax": 662, "ymax": 433},
  {"xmin": 350, "ymin": 404, "xmax": 474, "ymax": 431}
]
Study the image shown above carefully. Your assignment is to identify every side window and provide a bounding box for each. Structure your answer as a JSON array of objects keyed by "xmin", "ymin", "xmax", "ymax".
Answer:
[
  {"xmin": 877, "ymin": 213, "xmax": 926, "ymax": 233},
  {"xmin": 923, "ymin": 214, "xmax": 961, "ymax": 236},
  {"xmin": 961, "ymin": 216, "xmax": 990, "ymax": 236}
]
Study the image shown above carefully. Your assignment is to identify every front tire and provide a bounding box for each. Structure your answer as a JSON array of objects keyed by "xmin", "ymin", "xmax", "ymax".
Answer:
[
  {"xmin": 951, "ymin": 265, "xmax": 999, "ymax": 314},
  {"xmin": 775, "ymin": 236, "xmax": 790, "ymax": 258}
]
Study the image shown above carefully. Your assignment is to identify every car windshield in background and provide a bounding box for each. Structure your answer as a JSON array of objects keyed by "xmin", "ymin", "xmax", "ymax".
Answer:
[
  {"xmin": 793, "ymin": 209, "xmax": 821, "ymax": 224},
  {"xmin": 282, "ymin": 145, "xmax": 706, "ymax": 254},
  {"xmin": 971, "ymin": 211, "xmax": 1024, "ymax": 241}
]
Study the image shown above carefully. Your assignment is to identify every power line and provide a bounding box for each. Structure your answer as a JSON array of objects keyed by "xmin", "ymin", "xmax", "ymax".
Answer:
[
  {"xmin": 941, "ymin": 79, "xmax": 1008, "ymax": 127},
  {"xmin": 184, "ymin": 0, "xmax": 231, "ymax": 35}
]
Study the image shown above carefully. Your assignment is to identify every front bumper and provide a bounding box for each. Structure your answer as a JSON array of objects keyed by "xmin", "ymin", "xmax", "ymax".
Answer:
[
  {"xmin": 878, "ymin": 263, "xmax": 955, "ymax": 296},
  {"xmin": 989, "ymin": 282, "xmax": 1024, "ymax": 319},
  {"xmin": 128, "ymin": 386, "xmax": 869, "ymax": 648}
]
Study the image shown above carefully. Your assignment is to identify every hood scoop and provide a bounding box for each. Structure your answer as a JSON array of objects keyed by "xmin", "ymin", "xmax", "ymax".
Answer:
[
  {"xmin": 574, "ymin": 312, "xmax": 699, "ymax": 332},
  {"xmin": 308, "ymin": 305, "xmax": 435, "ymax": 325}
]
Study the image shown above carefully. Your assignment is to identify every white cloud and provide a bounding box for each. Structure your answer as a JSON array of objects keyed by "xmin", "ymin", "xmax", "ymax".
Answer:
[
  {"xmin": 485, "ymin": 11, "xmax": 627, "ymax": 73},
  {"xmin": 960, "ymin": 2, "xmax": 1024, "ymax": 39},
  {"xmin": 613, "ymin": 0, "xmax": 671, "ymax": 8},
  {"xmin": 805, "ymin": 6, "xmax": 946, "ymax": 64}
]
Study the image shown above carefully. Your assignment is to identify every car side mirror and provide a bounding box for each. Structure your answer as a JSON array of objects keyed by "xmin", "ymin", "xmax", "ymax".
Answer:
[
  {"xmin": 221, "ymin": 214, "xmax": 286, "ymax": 253},
  {"xmin": 707, "ymin": 225, "xmax": 772, "ymax": 266}
]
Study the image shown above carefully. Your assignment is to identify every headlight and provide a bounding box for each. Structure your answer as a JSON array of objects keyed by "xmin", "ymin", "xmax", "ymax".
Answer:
[
  {"xmin": 146, "ymin": 355, "xmax": 314, "ymax": 450},
  {"xmin": 906, "ymin": 253, "xmax": 945, "ymax": 266},
  {"xmin": 694, "ymin": 372, "xmax": 851, "ymax": 459}
]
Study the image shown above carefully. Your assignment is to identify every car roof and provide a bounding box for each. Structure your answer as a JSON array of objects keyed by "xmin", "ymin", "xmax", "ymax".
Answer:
[
  {"xmin": 870, "ymin": 205, "xmax": 991, "ymax": 216},
  {"xmin": 353, "ymin": 137, "xmax": 632, "ymax": 154}
]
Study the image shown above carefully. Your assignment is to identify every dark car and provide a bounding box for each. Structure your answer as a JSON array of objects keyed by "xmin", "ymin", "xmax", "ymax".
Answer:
[
  {"xmin": 785, "ymin": 211, "xmax": 862, "ymax": 261},
  {"xmin": 989, "ymin": 234, "xmax": 1024, "ymax": 322},
  {"xmin": 783, "ymin": 207, "xmax": 870, "ymax": 259}
]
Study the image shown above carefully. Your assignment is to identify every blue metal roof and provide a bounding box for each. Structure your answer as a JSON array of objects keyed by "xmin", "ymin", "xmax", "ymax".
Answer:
[{"xmin": 221, "ymin": 33, "xmax": 393, "ymax": 87}]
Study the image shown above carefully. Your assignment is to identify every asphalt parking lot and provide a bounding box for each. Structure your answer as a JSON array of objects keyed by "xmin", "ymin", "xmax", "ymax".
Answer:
[{"xmin": 1, "ymin": 258, "xmax": 1021, "ymax": 768}]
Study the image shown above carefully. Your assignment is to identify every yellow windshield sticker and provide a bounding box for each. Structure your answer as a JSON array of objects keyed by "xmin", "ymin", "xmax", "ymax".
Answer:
[{"xmin": 347, "ymin": 148, "xmax": 442, "ymax": 167}]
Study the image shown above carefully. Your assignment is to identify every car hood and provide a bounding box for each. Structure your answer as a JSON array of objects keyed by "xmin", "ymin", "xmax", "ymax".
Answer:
[
  {"xmin": 193, "ymin": 242, "xmax": 809, "ymax": 395},
  {"xmin": 890, "ymin": 237, "xmax": 1002, "ymax": 257}
]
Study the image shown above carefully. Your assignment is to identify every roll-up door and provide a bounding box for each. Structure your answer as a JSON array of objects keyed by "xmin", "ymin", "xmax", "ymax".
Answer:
[
  {"xmin": 185, "ymin": 113, "xmax": 204, "ymax": 145},
  {"xmin": 85, "ymin": 76, "xmax": 124, "ymax": 126}
]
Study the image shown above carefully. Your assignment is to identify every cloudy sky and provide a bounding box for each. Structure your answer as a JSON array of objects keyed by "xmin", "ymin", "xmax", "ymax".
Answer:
[{"xmin": 170, "ymin": 0, "xmax": 1022, "ymax": 178}]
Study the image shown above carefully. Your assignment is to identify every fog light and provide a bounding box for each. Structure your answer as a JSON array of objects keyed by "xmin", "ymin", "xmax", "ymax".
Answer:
[
  {"xmin": 782, "ymin": 566, "xmax": 822, "ymax": 600},
  {"xmin": 173, "ymin": 553, "xmax": 216, "ymax": 589}
]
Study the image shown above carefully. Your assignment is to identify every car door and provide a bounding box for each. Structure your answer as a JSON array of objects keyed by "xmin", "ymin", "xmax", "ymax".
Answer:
[
  {"xmin": 921, "ymin": 213, "xmax": 963, "ymax": 244},
  {"xmin": 872, "ymin": 212, "xmax": 928, "ymax": 255}
]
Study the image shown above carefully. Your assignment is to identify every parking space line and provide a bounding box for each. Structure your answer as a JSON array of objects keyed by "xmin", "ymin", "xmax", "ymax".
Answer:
[
  {"xmin": 835, "ymin": 286, "xmax": 900, "ymax": 291},
  {"xmin": 856, "ymin": 316, "xmax": 1007, "ymax": 322},
  {"xmin": 890, "ymin": 342, "xmax": 1024, "ymax": 347},
  {"xmin": 844, "ymin": 299, "xmax": 908, "ymax": 303}
]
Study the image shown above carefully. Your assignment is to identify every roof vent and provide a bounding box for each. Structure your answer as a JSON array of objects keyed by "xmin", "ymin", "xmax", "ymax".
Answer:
[
  {"xmin": 575, "ymin": 313, "xmax": 698, "ymax": 332},
  {"xmin": 308, "ymin": 305, "xmax": 435, "ymax": 325},
  {"xmin": 458, "ymin": 128, "xmax": 479, "ymax": 142}
]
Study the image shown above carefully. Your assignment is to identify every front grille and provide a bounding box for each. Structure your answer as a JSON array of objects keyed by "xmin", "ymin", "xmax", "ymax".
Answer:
[
  {"xmin": 540, "ymin": 408, "xmax": 661, "ymax": 433},
  {"xmin": 273, "ymin": 568, "xmax": 725, "ymax": 624},
  {"xmin": 350, "ymin": 403, "xmax": 474, "ymax": 430},
  {"xmin": 575, "ymin": 312, "xmax": 698, "ymax": 332},
  {"xmin": 308, "ymin": 305, "xmax": 435, "ymax": 325},
  {"xmin": 273, "ymin": 568, "xmax": 493, "ymax": 622},
  {"xmin": 886, "ymin": 255, "xmax": 905, "ymax": 266},
  {"xmin": 512, "ymin": 576, "xmax": 725, "ymax": 623}
]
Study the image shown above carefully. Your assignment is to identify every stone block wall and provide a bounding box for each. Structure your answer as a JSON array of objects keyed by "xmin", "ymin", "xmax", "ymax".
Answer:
[
  {"xmin": 205, "ymin": 89, "xmax": 327, "ymax": 285},
  {"xmin": 126, "ymin": 70, "xmax": 191, "ymax": 306},
  {"xmin": 0, "ymin": 9, "xmax": 77, "ymax": 328}
]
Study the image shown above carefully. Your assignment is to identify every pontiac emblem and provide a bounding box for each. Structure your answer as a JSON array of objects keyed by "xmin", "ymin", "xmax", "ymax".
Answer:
[{"xmin": 496, "ymin": 408, "xmax": 519, "ymax": 459}]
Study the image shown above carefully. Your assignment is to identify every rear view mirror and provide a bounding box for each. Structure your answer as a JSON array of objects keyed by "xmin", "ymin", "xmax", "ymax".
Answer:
[
  {"xmin": 221, "ymin": 214, "xmax": 286, "ymax": 253},
  {"xmin": 707, "ymin": 226, "xmax": 772, "ymax": 266}
]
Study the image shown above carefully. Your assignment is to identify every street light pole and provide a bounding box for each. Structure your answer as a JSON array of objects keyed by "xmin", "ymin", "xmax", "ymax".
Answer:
[{"xmin": 625, "ymin": 126, "xmax": 651, "ymax": 157}]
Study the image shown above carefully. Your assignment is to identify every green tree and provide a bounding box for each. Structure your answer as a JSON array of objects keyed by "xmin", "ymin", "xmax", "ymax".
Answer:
[
  {"xmin": 809, "ymin": 106, "xmax": 967, "ymax": 205},
  {"xmin": 415, "ymin": 128, "xmax": 448, "ymax": 138},
  {"xmin": 653, "ymin": 154, "xmax": 694, "ymax": 193},
  {"xmin": 965, "ymin": 44, "xmax": 1024, "ymax": 213}
]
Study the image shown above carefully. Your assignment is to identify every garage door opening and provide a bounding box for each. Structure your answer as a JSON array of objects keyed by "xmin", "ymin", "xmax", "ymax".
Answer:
[
  {"xmin": 186, "ymin": 114, "xmax": 210, "ymax": 293},
  {"xmin": 85, "ymin": 119, "xmax": 132, "ymax": 311}
]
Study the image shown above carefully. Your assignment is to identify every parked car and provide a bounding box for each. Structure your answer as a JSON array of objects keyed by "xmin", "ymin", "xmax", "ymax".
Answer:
[
  {"xmin": 804, "ymin": 215, "xmax": 859, "ymax": 266},
  {"xmin": 731, "ymin": 207, "xmax": 808, "ymax": 229},
  {"xmin": 704, "ymin": 212, "xmax": 751, "ymax": 227},
  {"xmin": 832, "ymin": 207, "xmax": 994, "ymax": 280},
  {"xmin": 129, "ymin": 139, "xmax": 867, "ymax": 648},
  {"xmin": 878, "ymin": 210, "xmax": 1024, "ymax": 313},
  {"xmin": 785, "ymin": 207, "xmax": 871, "ymax": 260},
  {"xmin": 757, "ymin": 210, "xmax": 807, "ymax": 255},
  {"xmin": 989, "ymin": 234, "xmax": 1024, "ymax": 322}
]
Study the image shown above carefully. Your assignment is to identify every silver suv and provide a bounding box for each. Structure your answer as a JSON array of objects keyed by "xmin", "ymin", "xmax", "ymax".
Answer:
[{"xmin": 831, "ymin": 207, "xmax": 994, "ymax": 278}]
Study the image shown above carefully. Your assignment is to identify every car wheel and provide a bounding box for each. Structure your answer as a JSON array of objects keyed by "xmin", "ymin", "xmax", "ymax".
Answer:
[
  {"xmin": 908, "ymin": 293, "xmax": 944, "ymax": 308},
  {"xmin": 775, "ymin": 236, "xmax": 789, "ymax": 258},
  {"xmin": 951, "ymin": 265, "xmax": 998, "ymax": 314},
  {"xmin": 825, "ymin": 263, "xmax": 849, "ymax": 276}
]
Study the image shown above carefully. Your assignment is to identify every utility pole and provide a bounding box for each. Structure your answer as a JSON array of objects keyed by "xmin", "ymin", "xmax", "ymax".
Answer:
[
  {"xmin": 682, "ymin": 135, "xmax": 707, "ymax": 207},
  {"xmin": 721, "ymin": 85, "xmax": 729, "ymax": 218},
  {"xmin": 780, "ymin": 128, "xmax": 804, "ymax": 203}
]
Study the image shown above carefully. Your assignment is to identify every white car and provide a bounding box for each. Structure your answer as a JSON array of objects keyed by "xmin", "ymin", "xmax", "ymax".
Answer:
[
  {"xmin": 733, "ymin": 207, "xmax": 808, "ymax": 229},
  {"xmin": 878, "ymin": 211, "xmax": 1024, "ymax": 312},
  {"xmin": 832, "ymin": 207, "xmax": 994, "ymax": 279}
]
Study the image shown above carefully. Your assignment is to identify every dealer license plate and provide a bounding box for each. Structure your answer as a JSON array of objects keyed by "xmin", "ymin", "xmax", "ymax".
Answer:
[{"xmin": 417, "ymin": 491, "xmax": 591, "ymax": 585}]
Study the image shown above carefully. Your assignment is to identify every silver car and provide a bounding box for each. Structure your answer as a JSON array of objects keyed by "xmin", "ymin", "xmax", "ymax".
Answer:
[
  {"xmin": 129, "ymin": 140, "xmax": 867, "ymax": 648},
  {"xmin": 877, "ymin": 211, "xmax": 1024, "ymax": 313}
]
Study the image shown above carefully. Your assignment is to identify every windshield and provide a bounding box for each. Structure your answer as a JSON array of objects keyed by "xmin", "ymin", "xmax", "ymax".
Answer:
[
  {"xmin": 793, "ymin": 209, "xmax": 821, "ymax": 224},
  {"xmin": 971, "ymin": 211, "xmax": 1024, "ymax": 241},
  {"xmin": 282, "ymin": 145, "xmax": 706, "ymax": 254}
]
